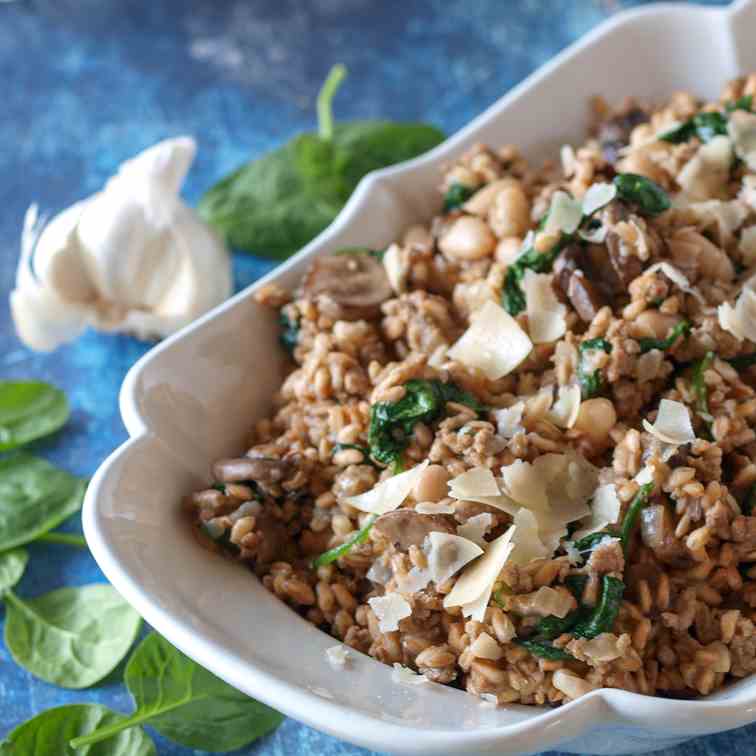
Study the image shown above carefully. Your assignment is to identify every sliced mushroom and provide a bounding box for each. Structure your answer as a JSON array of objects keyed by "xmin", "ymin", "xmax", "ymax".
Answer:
[
  {"xmin": 568, "ymin": 270, "xmax": 607, "ymax": 322},
  {"xmin": 213, "ymin": 457, "xmax": 292, "ymax": 485},
  {"xmin": 605, "ymin": 229, "xmax": 643, "ymax": 287},
  {"xmin": 302, "ymin": 254, "xmax": 392, "ymax": 320},
  {"xmin": 373, "ymin": 509, "xmax": 455, "ymax": 550},
  {"xmin": 597, "ymin": 103, "xmax": 648, "ymax": 163}
]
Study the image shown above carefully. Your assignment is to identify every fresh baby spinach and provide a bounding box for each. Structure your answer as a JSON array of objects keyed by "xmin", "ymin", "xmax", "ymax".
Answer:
[
  {"xmin": 70, "ymin": 632, "xmax": 283, "ymax": 752},
  {"xmin": 199, "ymin": 64, "xmax": 444, "ymax": 259},
  {"xmin": 36, "ymin": 531, "xmax": 88, "ymax": 548},
  {"xmin": 4, "ymin": 583, "xmax": 142, "ymax": 689},
  {"xmin": 0, "ymin": 380, "xmax": 69, "ymax": 451},
  {"xmin": 613, "ymin": 173, "xmax": 670, "ymax": 215},
  {"xmin": 0, "ymin": 454, "xmax": 86, "ymax": 551},
  {"xmin": 0, "ymin": 704, "xmax": 155, "ymax": 756},
  {"xmin": 368, "ymin": 378, "xmax": 485, "ymax": 469},
  {"xmin": 0, "ymin": 548, "xmax": 28, "ymax": 597}
]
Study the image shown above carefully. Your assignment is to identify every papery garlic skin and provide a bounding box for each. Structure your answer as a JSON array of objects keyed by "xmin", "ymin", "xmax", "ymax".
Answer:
[{"xmin": 10, "ymin": 137, "xmax": 232, "ymax": 352}]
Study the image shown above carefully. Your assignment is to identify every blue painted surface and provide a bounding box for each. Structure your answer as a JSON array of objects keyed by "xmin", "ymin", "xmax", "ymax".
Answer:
[{"xmin": 0, "ymin": 0, "xmax": 751, "ymax": 754}]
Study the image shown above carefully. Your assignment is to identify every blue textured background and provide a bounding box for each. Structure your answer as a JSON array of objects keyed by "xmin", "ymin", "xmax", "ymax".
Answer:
[{"xmin": 0, "ymin": 0, "xmax": 750, "ymax": 754}]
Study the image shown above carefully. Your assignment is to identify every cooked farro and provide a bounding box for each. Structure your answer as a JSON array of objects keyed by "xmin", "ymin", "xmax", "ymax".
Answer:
[{"xmin": 188, "ymin": 76, "xmax": 756, "ymax": 706}]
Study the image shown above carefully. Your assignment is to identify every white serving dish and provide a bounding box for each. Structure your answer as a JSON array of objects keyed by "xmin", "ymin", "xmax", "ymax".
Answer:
[{"xmin": 85, "ymin": 2, "xmax": 756, "ymax": 753}]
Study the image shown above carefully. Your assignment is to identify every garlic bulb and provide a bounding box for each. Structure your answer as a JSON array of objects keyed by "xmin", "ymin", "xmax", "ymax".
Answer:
[{"xmin": 10, "ymin": 137, "xmax": 232, "ymax": 351}]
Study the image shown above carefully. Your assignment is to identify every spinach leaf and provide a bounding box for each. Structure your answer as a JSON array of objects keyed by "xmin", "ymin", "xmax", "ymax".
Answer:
[
  {"xmin": 727, "ymin": 95, "xmax": 753, "ymax": 112},
  {"xmin": 0, "ymin": 548, "xmax": 28, "ymax": 597},
  {"xmin": 638, "ymin": 320, "xmax": 690, "ymax": 353},
  {"xmin": 199, "ymin": 65, "xmax": 444, "ymax": 259},
  {"xmin": 572, "ymin": 529, "xmax": 616, "ymax": 555},
  {"xmin": 501, "ymin": 237, "xmax": 571, "ymax": 316},
  {"xmin": 443, "ymin": 183, "xmax": 475, "ymax": 211},
  {"xmin": 659, "ymin": 111, "xmax": 729, "ymax": 144},
  {"xmin": 368, "ymin": 379, "xmax": 484, "ymax": 469},
  {"xmin": 619, "ymin": 482, "xmax": 654, "ymax": 556},
  {"xmin": 0, "ymin": 380, "xmax": 69, "ymax": 452},
  {"xmin": 0, "ymin": 454, "xmax": 86, "ymax": 551},
  {"xmin": 0, "ymin": 704, "xmax": 155, "ymax": 756},
  {"xmin": 572, "ymin": 575, "xmax": 625, "ymax": 639},
  {"xmin": 613, "ymin": 173, "xmax": 671, "ymax": 215},
  {"xmin": 517, "ymin": 639, "xmax": 574, "ymax": 661},
  {"xmin": 564, "ymin": 574, "xmax": 589, "ymax": 601},
  {"xmin": 692, "ymin": 351, "xmax": 714, "ymax": 415},
  {"xmin": 728, "ymin": 353, "xmax": 756, "ymax": 370},
  {"xmin": 577, "ymin": 338, "xmax": 613, "ymax": 399},
  {"xmin": 279, "ymin": 311, "xmax": 300, "ymax": 356},
  {"xmin": 70, "ymin": 633, "xmax": 283, "ymax": 752},
  {"xmin": 4, "ymin": 584, "xmax": 142, "ymax": 689},
  {"xmin": 36, "ymin": 531, "xmax": 88, "ymax": 548},
  {"xmin": 312, "ymin": 514, "xmax": 377, "ymax": 568},
  {"xmin": 531, "ymin": 611, "xmax": 583, "ymax": 641}
]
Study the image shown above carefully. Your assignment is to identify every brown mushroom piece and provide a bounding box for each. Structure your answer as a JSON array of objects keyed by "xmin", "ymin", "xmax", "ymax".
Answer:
[
  {"xmin": 302, "ymin": 254, "xmax": 393, "ymax": 320},
  {"xmin": 213, "ymin": 457, "xmax": 292, "ymax": 485},
  {"xmin": 605, "ymin": 228, "xmax": 643, "ymax": 287},
  {"xmin": 373, "ymin": 509, "xmax": 455, "ymax": 550},
  {"xmin": 597, "ymin": 103, "xmax": 648, "ymax": 163},
  {"xmin": 553, "ymin": 244, "xmax": 609, "ymax": 322},
  {"xmin": 253, "ymin": 513, "xmax": 289, "ymax": 564}
]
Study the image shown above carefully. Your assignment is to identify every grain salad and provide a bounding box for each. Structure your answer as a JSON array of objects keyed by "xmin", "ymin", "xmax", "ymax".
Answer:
[{"xmin": 187, "ymin": 74, "xmax": 756, "ymax": 706}]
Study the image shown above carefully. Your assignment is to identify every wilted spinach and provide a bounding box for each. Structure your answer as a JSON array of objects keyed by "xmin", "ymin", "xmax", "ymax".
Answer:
[
  {"xmin": 443, "ymin": 183, "xmax": 475, "ymax": 211},
  {"xmin": 613, "ymin": 173, "xmax": 671, "ymax": 215},
  {"xmin": 577, "ymin": 338, "xmax": 612, "ymax": 399},
  {"xmin": 692, "ymin": 351, "xmax": 714, "ymax": 419},
  {"xmin": 199, "ymin": 65, "xmax": 444, "ymax": 259},
  {"xmin": 368, "ymin": 379, "xmax": 485, "ymax": 469},
  {"xmin": 638, "ymin": 320, "xmax": 691, "ymax": 353},
  {"xmin": 619, "ymin": 482, "xmax": 654, "ymax": 556},
  {"xmin": 312, "ymin": 514, "xmax": 377, "ymax": 568},
  {"xmin": 70, "ymin": 632, "xmax": 283, "ymax": 752},
  {"xmin": 572, "ymin": 575, "xmax": 625, "ymax": 639},
  {"xmin": 0, "ymin": 380, "xmax": 69, "ymax": 452},
  {"xmin": 0, "ymin": 704, "xmax": 156, "ymax": 756},
  {"xmin": 517, "ymin": 639, "xmax": 574, "ymax": 661}
]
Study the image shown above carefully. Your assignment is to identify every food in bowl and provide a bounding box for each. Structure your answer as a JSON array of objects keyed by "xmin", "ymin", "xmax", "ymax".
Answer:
[{"xmin": 187, "ymin": 74, "xmax": 756, "ymax": 706}]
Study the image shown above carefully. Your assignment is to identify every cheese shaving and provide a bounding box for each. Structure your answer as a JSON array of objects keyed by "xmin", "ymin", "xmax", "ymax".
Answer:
[
  {"xmin": 642, "ymin": 399, "xmax": 696, "ymax": 446},
  {"xmin": 582, "ymin": 182, "xmax": 617, "ymax": 216},
  {"xmin": 677, "ymin": 135, "xmax": 733, "ymax": 201},
  {"xmin": 469, "ymin": 632, "xmax": 502, "ymax": 660},
  {"xmin": 345, "ymin": 460, "xmax": 429, "ymax": 515},
  {"xmin": 391, "ymin": 663, "xmax": 428, "ymax": 686},
  {"xmin": 368, "ymin": 593, "xmax": 412, "ymax": 632},
  {"xmin": 447, "ymin": 300, "xmax": 533, "ymax": 380},
  {"xmin": 719, "ymin": 288, "xmax": 756, "ymax": 342},
  {"xmin": 394, "ymin": 567, "xmax": 432, "ymax": 595},
  {"xmin": 448, "ymin": 467, "xmax": 500, "ymax": 499},
  {"xmin": 325, "ymin": 644, "xmax": 351, "ymax": 669},
  {"xmin": 424, "ymin": 532, "xmax": 484, "ymax": 586},
  {"xmin": 500, "ymin": 459, "xmax": 549, "ymax": 511},
  {"xmin": 728, "ymin": 110, "xmax": 756, "ymax": 171},
  {"xmin": 510, "ymin": 508, "xmax": 551, "ymax": 565},
  {"xmin": 415, "ymin": 501, "xmax": 455, "ymax": 515},
  {"xmin": 646, "ymin": 262, "xmax": 704, "ymax": 304},
  {"xmin": 572, "ymin": 484, "xmax": 622, "ymax": 541},
  {"xmin": 547, "ymin": 384, "xmax": 581, "ymax": 429},
  {"xmin": 494, "ymin": 400, "xmax": 525, "ymax": 438},
  {"xmin": 456, "ymin": 513, "xmax": 493, "ymax": 546},
  {"xmin": 542, "ymin": 191, "xmax": 583, "ymax": 235},
  {"xmin": 443, "ymin": 526, "xmax": 516, "ymax": 619},
  {"xmin": 523, "ymin": 270, "xmax": 567, "ymax": 344}
]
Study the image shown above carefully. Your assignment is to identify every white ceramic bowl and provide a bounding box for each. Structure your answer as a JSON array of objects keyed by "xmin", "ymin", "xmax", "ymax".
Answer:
[{"xmin": 85, "ymin": 2, "xmax": 756, "ymax": 753}]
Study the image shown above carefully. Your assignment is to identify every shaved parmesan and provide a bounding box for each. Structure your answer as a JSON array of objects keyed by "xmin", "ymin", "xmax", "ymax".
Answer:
[
  {"xmin": 448, "ymin": 467, "xmax": 500, "ymax": 499},
  {"xmin": 368, "ymin": 593, "xmax": 412, "ymax": 633},
  {"xmin": 510, "ymin": 508, "xmax": 551, "ymax": 565},
  {"xmin": 500, "ymin": 459, "xmax": 548, "ymax": 510},
  {"xmin": 456, "ymin": 513, "xmax": 493, "ymax": 546},
  {"xmin": 443, "ymin": 526, "xmax": 516, "ymax": 620},
  {"xmin": 582, "ymin": 183, "xmax": 617, "ymax": 216},
  {"xmin": 547, "ymin": 384, "xmax": 581, "ymax": 429},
  {"xmin": 678, "ymin": 136, "xmax": 733, "ymax": 201},
  {"xmin": 415, "ymin": 501, "xmax": 455, "ymax": 515},
  {"xmin": 395, "ymin": 567, "xmax": 432, "ymax": 595},
  {"xmin": 383, "ymin": 243, "xmax": 407, "ymax": 295},
  {"xmin": 523, "ymin": 270, "xmax": 567, "ymax": 343},
  {"xmin": 543, "ymin": 191, "xmax": 583, "ymax": 235},
  {"xmin": 345, "ymin": 460, "xmax": 429, "ymax": 515},
  {"xmin": 646, "ymin": 262, "xmax": 704, "ymax": 303},
  {"xmin": 572, "ymin": 484, "xmax": 621, "ymax": 540},
  {"xmin": 367, "ymin": 558, "xmax": 393, "ymax": 586},
  {"xmin": 719, "ymin": 288, "xmax": 756, "ymax": 342},
  {"xmin": 728, "ymin": 110, "xmax": 756, "ymax": 171},
  {"xmin": 642, "ymin": 399, "xmax": 696, "ymax": 446},
  {"xmin": 425, "ymin": 532, "xmax": 483, "ymax": 586},
  {"xmin": 469, "ymin": 632, "xmax": 502, "ymax": 660},
  {"xmin": 494, "ymin": 400, "xmax": 525, "ymax": 438},
  {"xmin": 447, "ymin": 301, "xmax": 532, "ymax": 380},
  {"xmin": 526, "ymin": 586, "xmax": 575, "ymax": 618},
  {"xmin": 326, "ymin": 645, "xmax": 351, "ymax": 669},
  {"xmin": 392, "ymin": 663, "xmax": 428, "ymax": 686}
]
